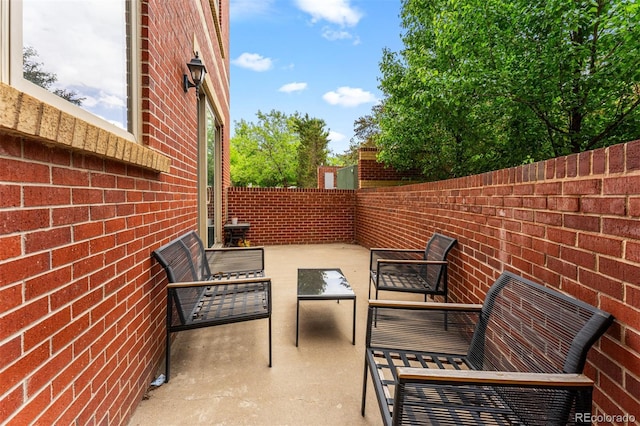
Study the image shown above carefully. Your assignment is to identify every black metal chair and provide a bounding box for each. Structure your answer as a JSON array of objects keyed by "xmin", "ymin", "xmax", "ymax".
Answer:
[
  {"xmin": 361, "ymin": 271, "xmax": 615, "ymax": 425},
  {"xmin": 369, "ymin": 233, "xmax": 457, "ymax": 301},
  {"xmin": 152, "ymin": 231, "xmax": 272, "ymax": 382}
]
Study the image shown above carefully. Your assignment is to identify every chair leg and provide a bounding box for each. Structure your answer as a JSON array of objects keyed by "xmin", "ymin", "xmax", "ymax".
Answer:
[
  {"xmin": 268, "ymin": 316, "xmax": 272, "ymax": 367},
  {"xmin": 361, "ymin": 358, "xmax": 369, "ymax": 416},
  {"xmin": 165, "ymin": 293, "xmax": 173, "ymax": 383},
  {"xmin": 165, "ymin": 330, "xmax": 171, "ymax": 383}
]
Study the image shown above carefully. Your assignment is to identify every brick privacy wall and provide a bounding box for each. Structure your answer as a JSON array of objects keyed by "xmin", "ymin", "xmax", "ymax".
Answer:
[
  {"xmin": 356, "ymin": 140, "xmax": 640, "ymax": 421},
  {"xmin": 358, "ymin": 147, "xmax": 423, "ymax": 187},
  {"xmin": 0, "ymin": 1, "xmax": 229, "ymax": 425},
  {"xmin": 227, "ymin": 187, "xmax": 355, "ymax": 245}
]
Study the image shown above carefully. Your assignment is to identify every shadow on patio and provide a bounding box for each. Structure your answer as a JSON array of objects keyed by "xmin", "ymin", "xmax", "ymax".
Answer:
[{"xmin": 129, "ymin": 243, "xmax": 410, "ymax": 426}]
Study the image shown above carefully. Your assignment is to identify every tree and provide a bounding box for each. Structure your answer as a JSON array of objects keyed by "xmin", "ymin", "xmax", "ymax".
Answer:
[
  {"xmin": 230, "ymin": 110, "xmax": 299, "ymax": 187},
  {"xmin": 230, "ymin": 110, "xmax": 336, "ymax": 188},
  {"xmin": 376, "ymin": 0, "xmax": 640, "ymax": 180},
  {"xmin": 23, "ymin": 46, "xmax": 85, "ymax": 105},
  {"xmin": 345, "ymin": 104, "xmax": 382, "ymax": 165},
  {"xmin": 292, "ymin": 114, "xmax": 330, "ymax": 188}
]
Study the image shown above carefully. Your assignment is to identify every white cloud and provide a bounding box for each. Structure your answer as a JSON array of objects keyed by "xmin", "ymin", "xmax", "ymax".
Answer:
[
  {"xmin": 279, "ymin": 82, "xmax": 308, "ymax": 93},
  {"xmin": 294, "ymin": 0, "xmax": 363, "ymax": 27},
  {"xmin": 328, "ymin": 130, "xmax": 346, "ymax": 142},
  {"xmin": 323, "ymin": 87, "xmax": 377, "ymax": 107},
  {"xmin": 322, "ymin": 28, "xmax": 352, "ymax": 41},
  {"xmin": 73, "ymin": 88, "xmax": 124, "ymax": 110},
  {"xmin": 232, "ymin": 53, "xmax": 274, "ymax": 72},
  {"xmin": 82, "ymin": 96, "xmax": 98, "ymax": 108},
  {"xmin": 99, "ymin": 92, "xmax": 126, "ymax": 109}
]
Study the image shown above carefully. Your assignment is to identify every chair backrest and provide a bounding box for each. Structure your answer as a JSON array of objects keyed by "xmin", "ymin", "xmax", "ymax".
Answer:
[
  {"xmin": 153, "ymin": 231, "xmax": 212, "ymax": 283},
  {"xmin": 466, "ymin": 272, "xmax": 613, "ymax": 423},
  {"xmin": 179, "ymin": 231, "xmax": 212, "ymax": 280},
  {"xmin": 421, "ymin": 233, "xmax": 457, "ymax": 291},
  {"xmin": 152, "ymin": 231, "xmax": 211, "ymax": 325},
  {"xmin": 468, "ymin": 271, "xmax": 614, "ymax": 374}
]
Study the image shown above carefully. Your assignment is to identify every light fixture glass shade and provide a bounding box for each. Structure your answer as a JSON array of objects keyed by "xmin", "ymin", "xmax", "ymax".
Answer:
[
  {"xmin": 191, "ymin": 68, "xmax": 203, "ymax": 84},
  {"xmin": 186, "ymin": 53, "xmax": 207, "ymax": 86}
]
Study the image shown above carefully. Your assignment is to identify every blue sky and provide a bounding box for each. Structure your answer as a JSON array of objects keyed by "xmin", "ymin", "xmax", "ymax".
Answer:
[{"xmin": 229, "ymin": 0, "xmax": 404, "ymax": 156}]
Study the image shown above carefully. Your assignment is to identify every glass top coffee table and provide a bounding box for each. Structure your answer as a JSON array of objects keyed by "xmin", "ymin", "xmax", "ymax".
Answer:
[{"xmin": 296, "ymin": 268, "xmax": 356, "ymax": 347}]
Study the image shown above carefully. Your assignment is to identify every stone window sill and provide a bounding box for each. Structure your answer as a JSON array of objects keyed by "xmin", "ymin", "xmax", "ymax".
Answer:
[{"xmin": 0, "ymin": 83, "xmax": 170, "ymax": 173}]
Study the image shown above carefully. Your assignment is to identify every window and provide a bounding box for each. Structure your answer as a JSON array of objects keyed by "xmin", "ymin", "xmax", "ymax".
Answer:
[{"xmin": 6, "ymin": 0, "xmax": 139, "ymax": 140}]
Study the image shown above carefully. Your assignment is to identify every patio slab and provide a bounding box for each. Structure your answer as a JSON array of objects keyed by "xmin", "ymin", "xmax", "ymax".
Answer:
[{"xmin": 129, "ymin": 243, "xmax": 419, "ymax": 426}]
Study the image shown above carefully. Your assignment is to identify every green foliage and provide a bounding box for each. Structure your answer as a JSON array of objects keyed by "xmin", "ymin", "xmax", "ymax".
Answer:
[
  {"xmin": 230, "ymin": 110, "xmax": 299, "ymax": 187},
  {"xmin": 375, "ymin": 0, "xmax": 640, "ymax": 180},
  {"xmin": 344, "ymin": 104, "xmax": 382, "ymax": 166},
  {"xmin": 292, "ymin": 113, "xmax": 330, "ymax": 188},
  {"xmin": 231, "ymin": 110, "xmax": 335, "ymax": 188}
]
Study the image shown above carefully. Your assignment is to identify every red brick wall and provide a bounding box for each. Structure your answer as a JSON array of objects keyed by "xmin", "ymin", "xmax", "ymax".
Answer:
[
  {"xmin": 227, "ymin": 187, "xmax": 355, "ymax": 245},
  {"xmin": 317, "ymin": 165, "xmax": 339, "ymax": 189},
  {"xmin": 0, "ymin": 1, "xmax": 229, "ymax": 424},
  {"xmin": 0, "ymin": 136, "xmax": 169, "ymax": 426},
  {"xmin": 356, "ymin": 140, "xmax": 640, "ymax": 421},
  {"xmin": 358, "ymin": 147, "xmax": 423, "ymax": 187}
]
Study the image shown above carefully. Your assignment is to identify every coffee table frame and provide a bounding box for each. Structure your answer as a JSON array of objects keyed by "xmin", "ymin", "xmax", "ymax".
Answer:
[{"xmin": 296, "ymin": 268, "xmax": 356, "ymax": 346}]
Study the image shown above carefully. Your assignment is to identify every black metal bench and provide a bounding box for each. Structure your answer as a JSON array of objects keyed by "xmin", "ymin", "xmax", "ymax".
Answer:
[
  {"xmin": 362, "ymin": 271, "xmax": 614, "ymax": 425},
  {"xmin": 152, "ymin": 231, "xmax": 272, "ymax": 382},
  {"xmin": 369, "ymin": 233, "xmax": 457, "ymax": 301}
]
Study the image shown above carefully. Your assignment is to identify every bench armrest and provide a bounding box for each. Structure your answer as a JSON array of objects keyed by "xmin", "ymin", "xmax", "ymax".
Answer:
[
  {"xmin": 368, "ymin": 299, "xmax": 482, "ymax": 311},
  {"xmin": 397, "ymin": 367, "xmax": 593, "ymax": 388},
  {"xmin": 370, "ymin": 248, "xmax": 424, "ymax": 270},
  {"xmin": 370, "ymin": 248, "xmax": 423, "ymax": 253},
  {"xmin": 377, "ymin": 259, "xmax": 447, "ymax": 265},
  {"xmin": 204, "ymin": 246, "xmax": 265, "ymax": 253},
  {"xmin": 167, "ymin": 276, "xmax": 271, "ymax": 289}
]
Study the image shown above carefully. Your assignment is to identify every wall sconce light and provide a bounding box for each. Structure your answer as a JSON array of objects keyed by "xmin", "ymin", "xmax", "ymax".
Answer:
[{"xmin": 183, "ymin": 52, "xmax": 207, "ymax": 95}]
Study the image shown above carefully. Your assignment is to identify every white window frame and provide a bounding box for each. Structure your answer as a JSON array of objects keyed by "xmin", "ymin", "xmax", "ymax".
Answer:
[
  {"xmin": 2, "ymin": 0, "xmax": 140, "ymax": 143},
  {"xmin": 199, "ymin": 95, "xmax": 223, "ymax": 247}
]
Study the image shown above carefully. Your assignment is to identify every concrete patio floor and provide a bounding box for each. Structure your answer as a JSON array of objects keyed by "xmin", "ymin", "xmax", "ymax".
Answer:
[{"xmin": 129, "ymin": 243, "xmax": 412, "ymax": 426}]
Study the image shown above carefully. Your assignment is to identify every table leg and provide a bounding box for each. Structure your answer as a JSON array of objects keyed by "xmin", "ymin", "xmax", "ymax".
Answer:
[
  {"xmin": 296, "ymin": 299, "xmax": 300, "ymax": 347},
  {"xmin": 352, "ymin": 297, "xmax": 356, "ymax": 345}
]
